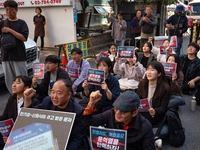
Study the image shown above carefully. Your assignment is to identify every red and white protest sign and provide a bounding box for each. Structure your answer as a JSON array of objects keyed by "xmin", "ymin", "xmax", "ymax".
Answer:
[
  {"xmin": 188, "ymin": 18, "xmax": 193, "ymax": 27},
  {"xmin": 33, "ymin": 64, "xmax": 45, "ymax": 79},
  {"xmin": 87, "ymin": 69, "xmax": 105, "ymax": 86},
  {"xmin": 169, "ymin": 36, "xmax": 177, "ymax": 47},
  {"xmin": 0, "ymin": 119, "xmax": 14, "ymax": 137},
  {"xmin": 90, "ymin": 126, "xmax": 127, "ymax": 150},
  {"xmin": 66, "ymin": 66, "xmax": 79, "ymax": 78},
  {"xmin": 118, "ymin": 46, "xmax": 135, "ymax": 59},
  {"xmin": 160, "ymin": 46, "xmax": 173, "ymax": 54},
  {"xmin": 139, "ymin": 98, "xmax": 150, "ymax": 112},
  {"xmin": 96, "ymin": 51, "xmax": 109, "ymax": 63},
  {"xmin": 160, "ymin": 62, "xmax": 177, "ymax": 76}
]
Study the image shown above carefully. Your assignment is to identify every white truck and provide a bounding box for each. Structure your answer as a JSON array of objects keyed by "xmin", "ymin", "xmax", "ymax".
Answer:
[{"xmin": 188, "ymin": 0, "xmax": 200, "ymax": 21}]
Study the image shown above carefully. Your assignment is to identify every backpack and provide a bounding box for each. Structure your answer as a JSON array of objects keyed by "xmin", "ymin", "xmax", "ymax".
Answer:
[{"xmin": 155, "ymin": 108, "xmax": 185, "ymax": 147}]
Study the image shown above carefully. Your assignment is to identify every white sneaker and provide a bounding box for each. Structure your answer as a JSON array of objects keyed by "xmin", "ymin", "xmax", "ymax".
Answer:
[{"xmin": 155, "ymin": 139, "xmax": 162, "ymax": 149}]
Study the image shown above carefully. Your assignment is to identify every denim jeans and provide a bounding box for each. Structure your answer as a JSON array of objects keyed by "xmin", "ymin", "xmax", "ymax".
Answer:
[
  {"xmin": 153, "ymin": 124, "xmax": 169, "ymax": 138},
  {"xmin": 114, "ymin": 39, "xmax": 125, "ymax": 48},
  {"xmin": 168, "ymin": 36, "xmax": 183, "ymax": 56},
  {"xmin": 168, "ymin": 95, "xmax": 185, "ymax": 108}
]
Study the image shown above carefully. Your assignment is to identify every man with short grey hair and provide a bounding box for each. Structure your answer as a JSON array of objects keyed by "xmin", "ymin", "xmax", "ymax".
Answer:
[{"xmin": 139, "ymin": 5, "xmax": 157, "ymax": 52}]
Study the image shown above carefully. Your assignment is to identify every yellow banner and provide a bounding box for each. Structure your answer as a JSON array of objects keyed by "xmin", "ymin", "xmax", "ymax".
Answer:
[{"xmin": 64, "ymin": 40, "xmax": 88, "ymax": 61}]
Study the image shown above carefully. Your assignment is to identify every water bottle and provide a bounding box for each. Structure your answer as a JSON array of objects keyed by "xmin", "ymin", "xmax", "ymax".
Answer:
[{"xmin": 191, "ymin": 96, "xmax": 196, "ymax": 112}]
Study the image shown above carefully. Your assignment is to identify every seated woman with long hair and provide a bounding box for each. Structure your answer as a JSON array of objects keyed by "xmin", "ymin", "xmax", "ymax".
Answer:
[
  {"xmin": 166, "ymin": 54, "xmax": 185, "ymax": 108},
  {"xmin": 0, "ymin": 76, "xmax": 39, "ymax": 144},
  {"xmin": 113, "ymin": 52, "xmax": 145, "ymax": 91}
]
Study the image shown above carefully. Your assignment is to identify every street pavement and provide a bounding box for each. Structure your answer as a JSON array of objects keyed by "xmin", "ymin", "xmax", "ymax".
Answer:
[{"xmin": 0, "ymin": 35, "xmax": 200, "ymax": 149}]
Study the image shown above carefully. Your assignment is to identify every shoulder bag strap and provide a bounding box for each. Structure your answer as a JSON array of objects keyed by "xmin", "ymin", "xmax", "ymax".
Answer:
[{"xmin": 78, "ymin": 59, "xmax": 83, "ymax": 75}]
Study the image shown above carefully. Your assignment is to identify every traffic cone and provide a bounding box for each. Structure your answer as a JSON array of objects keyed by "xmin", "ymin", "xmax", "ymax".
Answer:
[{"xmin": 61, "ymin": 51, "xmax": 68, "ymax": 69}]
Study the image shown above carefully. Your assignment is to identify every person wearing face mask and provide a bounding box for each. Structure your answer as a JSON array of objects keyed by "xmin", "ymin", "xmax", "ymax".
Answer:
[
  {"xmin": 166, "ymin": 54, "xmax": 185, "ymax": 108},
  {"xmin": 109, "ymin": 7, "xmax": 127, "ymax": 47},
  {"xmin": 137, "ymin": 42, "xmax": 157, "ymax": 69},
  {"xmin": 113, "ymin": 52, "xmax": 145, "ymax": 91},
  {"xmin": 164, "ymin": 5, "xmax": 188, "ymax": 56},
  {"xmin": 139, "ymin": 5, "xmax": 157, "ymax": 52},
  {"xmin": 82, "ymin": 57, "xmax": 120, "ymax": 114}
]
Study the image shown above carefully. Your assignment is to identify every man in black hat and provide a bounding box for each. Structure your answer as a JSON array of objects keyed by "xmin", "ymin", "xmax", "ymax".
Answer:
[
  {"xmin": 164, "ymin": 4, "xmax": 188, "ymax": 56},
  {"xmin": 82, "ymin": 90, "xmax": 155, "ymax": 150}
]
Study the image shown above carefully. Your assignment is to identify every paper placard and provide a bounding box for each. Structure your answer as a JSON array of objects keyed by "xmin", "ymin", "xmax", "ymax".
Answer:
[
  {"xmin": 96, "ymin": 51, "xmax": 109, "ymax": 63},
  {"xmin": 139, "ymin": 98, "xmax": 150, "ymax": 112},
  {"xmin": 160, "ymin": 62, "xmax": 177, "ymax": 76},
  {"xmin": 118, "ymin": 46, "xmax": 135, "ymax": 59},
  {"xmin": 33, "ymin": 64, "xmax": 45, "ymax": 79},
  {"xmin": 188, "ymin": 18, "xmax": 193, "ymax": 27},
  {"xmin": 66, "ymin": 66, "xmax": 79, "ymax": 78},
  {"xmin": 0, "ymin": 119, "xmax": 14, "ymax": 137},
  {"xmin": 87, "ymin": 69, "xmax": 105, "ymax": 86},
  {"xmin": 90, "ymin": 126, "xmax": 127, "ymax": 150},
  {"xmin": 4, "ymin": 108, "xmax": 76, "ymax": 150},
  {"xmin": 169, "ymin": 36, "xmax": 177, "ymax": 47},
  {"xmin": 160, "ymin": 46, "xmax": 173, "ymax": 54}
]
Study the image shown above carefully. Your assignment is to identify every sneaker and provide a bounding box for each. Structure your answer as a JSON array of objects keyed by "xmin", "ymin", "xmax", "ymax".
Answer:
[{"xmin": 155, "ymin": 139, "xmax": 162, "ymax": 149}]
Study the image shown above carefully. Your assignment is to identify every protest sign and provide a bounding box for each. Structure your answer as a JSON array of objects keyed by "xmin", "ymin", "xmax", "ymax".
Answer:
[
  {"xmin": 0, "ymin": 119, "xmax": 14, "ymax": 137},
  {"xmin": 96, "ymin": 51, "xmax": 109, "ymax": 63},
  {"xmin": 90, "ymin": 126, "xmax": 127, "ymax": 150},
  {"xmin": 4, "ymin": 108, "xmax": 76, "ymax": 150},
  {"xmin": 66, "ymin": 66, "xmax": 79, "ymax": 78},
  {"xmin": 87, "ymin": 69, "xmax": 105, "ymax": 86},
  {"xmin": 33, "ymin": 64, "xmax": 45, "ymax": 79},
  {"xmin": 160, "ymin": 62, "xmax": 177, "ymax": 76},
  {"xmin": 169, "ymin": 36, "xmax": 177, "ymax": 47},
  {"xmin": 139, "ymin": 98, "xmax": 150, "ymax": 112},
  {"xmin": 188, "ymin": 18, "xmax": 193, "ymax": 27},
  {"xmin": 160, "ymin": 46, "xmax": 173, "ymax": 55},
  {"xmin": 118, "ymin": 46, "xmax": 135, "ymax": 59}
]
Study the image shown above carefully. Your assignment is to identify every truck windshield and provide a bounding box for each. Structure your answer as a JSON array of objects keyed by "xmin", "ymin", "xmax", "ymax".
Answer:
[{"xmin": 191, "ymin": 4, "xmax": 200, "ymax": 15}]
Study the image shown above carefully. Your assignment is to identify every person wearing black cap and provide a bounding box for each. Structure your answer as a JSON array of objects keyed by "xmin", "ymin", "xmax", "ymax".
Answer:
[
  {"xmin": 82, "ymin": 90, "xmax": 155, "ymax": 150},
  {"xmin": 164, "ymin": 4, "xmax": 188, "ymax": 56}
]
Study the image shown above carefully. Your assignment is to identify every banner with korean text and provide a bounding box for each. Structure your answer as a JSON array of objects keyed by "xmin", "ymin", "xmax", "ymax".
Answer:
[
  {"xmin": 4, "ymin": 108, "xmax": 76, "ymax": 150},
  {"xmin": 64, "ymin": 40, "xmax": 88, "ymax": 61},
  {"xmin": 90, "ymin": 126, "xmax": 127, "ymax": 150}
]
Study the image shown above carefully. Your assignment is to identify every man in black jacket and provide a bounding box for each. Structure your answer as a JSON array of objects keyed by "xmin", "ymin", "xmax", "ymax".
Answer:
[
  {"xmin": 82, "ymin": 90, "xmax": 155, "ymax": 150},
  {"xmin": 164, "ymin": 5, "xmax": 188, "ymax": 56},
  {"xmin": 32, "ymin": 55, "xmax": 71, "ymax": 102}
]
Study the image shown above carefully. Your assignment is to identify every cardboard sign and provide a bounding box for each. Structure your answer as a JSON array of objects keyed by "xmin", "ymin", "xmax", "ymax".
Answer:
[
  {"xmin": 188, "ymin": 18, "xmax": 193, "ymax": 27},
  {"xmin": 66, "ymin": 66, "xmax": 79, "ymax": 78},
  {"xmin": 160, "ymin": 62, "xmax": 177, "ymax": 76},
  {"xmin": 33, "ymin": 64, "xmax": 45, "ymax": 79},
  {"xmin": 96, "ymin": 51, "xmax": 109, "ymax": 63},
  {"xmin": 4, "ymin": 108, "xmax": 76, "ymax": 150},
  {"xmin": 139, "ymin": 98, "xmax": 150, "ymax": 112},
  {"xmin": 118, "ymin": 46, "xmax": 135, "ymax": 59},
  {"xmin": 90, "ymin": 126, "xmax": 127, "ymax": 150},
  {"xmin": 169, "ymin": 36, "xmax": 177, "ymax": 47},
  {"xmin": 87, "ymin": 69, "xmax": 105, "ymax": 86},
  {"xmin": 160, "ymin": 46, "xmax": 173, "ymax": 54},
  {"xmin": 0, "ymin": 119, "xmax": 14, "ymax": 137}
]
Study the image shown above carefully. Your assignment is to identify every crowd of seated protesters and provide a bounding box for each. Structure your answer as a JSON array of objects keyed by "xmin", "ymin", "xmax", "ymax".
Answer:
[
  {"xmin": 2, "ymin": 40, "xmax": 200, "ymax": 149},
  {"xmin": 113, "ymin": 52, "xmax": 145, "ymax": 91}
]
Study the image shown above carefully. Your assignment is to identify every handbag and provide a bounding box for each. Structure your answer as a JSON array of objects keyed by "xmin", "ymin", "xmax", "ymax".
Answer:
[{"xmin": 1, "ymin": 19, "xmax": 16, "ymax": 50}]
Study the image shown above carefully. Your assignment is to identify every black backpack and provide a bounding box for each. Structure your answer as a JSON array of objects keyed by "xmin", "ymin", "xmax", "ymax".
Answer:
[{"xmin": 155, "ymin": 108, "xmax": 185, "ymax": 147}]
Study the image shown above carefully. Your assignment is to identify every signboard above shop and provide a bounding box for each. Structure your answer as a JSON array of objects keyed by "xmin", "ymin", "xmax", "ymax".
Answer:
[{"xmin": 0, "ymin": 0, "xmax": 73, "ymax": 8}]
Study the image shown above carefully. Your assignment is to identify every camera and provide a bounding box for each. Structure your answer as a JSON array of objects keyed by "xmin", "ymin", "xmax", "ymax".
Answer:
[{"xmin": 143, "ymin": 13, "xmax": 147, "ymax": 17}]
